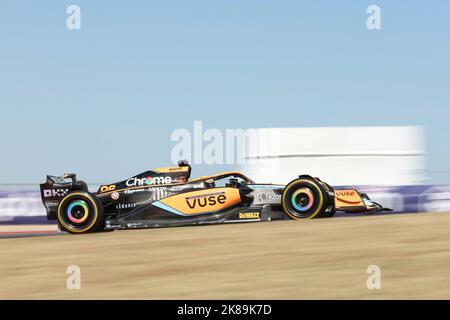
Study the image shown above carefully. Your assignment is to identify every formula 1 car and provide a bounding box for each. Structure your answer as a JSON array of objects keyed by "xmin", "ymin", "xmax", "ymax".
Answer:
[{"xmin": 40, "ymin": 160, "xmax": 389, "ymax": 234}]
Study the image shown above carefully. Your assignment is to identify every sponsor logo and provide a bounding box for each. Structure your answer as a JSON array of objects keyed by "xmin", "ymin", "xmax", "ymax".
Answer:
[
  {"xmin": 249, "ymin": 185, "xmax": 285, "ymax": 189},
  {"xmin": 43, "ymin": 189, "xmax": 69, "ymax": 198},
  {"xmin": 126, "ymin": 176, "xmax": 172, "ymax": 187},
  {"xmin": 336, "ymin": 191, "xmax": 356, "ymax": 197},
  {"xmin": 335, "ymin": 190, "xmax": 362, "ymax": 205},
  {"xmin": 116, "ymin": 203, "xmax": 136, "ymax": 210},
  {"xmin": 127, "ymin": 222, "xmax": 143, "ymax": 228},
  {"xmin": 185, "ymin": 192, "xmax": 227, "ymax": 209},
  {"xmin": 239, "ymin": 212, "xmax": 260, "ymax": 219},
  {"xmin": 125, "ymin": 188, "xmax": 146, "ymax": 195},
  {"xmin": 51, "ymin": 176, "xmax": 66, "ymax": 184},
  {"xmin": 111, "ymin": 192, "xmax": 120, "ymax": 200},
  {"xmin": 256, "ymin": 193, "xmax": 281, "ymax": 202},
  {"xmin": 148, "ymin": 187, "xmax": 168, "ymax": 192},
  {"xmin": 105, "ymin": 223, "xmax": 122, "ymax": 229}
]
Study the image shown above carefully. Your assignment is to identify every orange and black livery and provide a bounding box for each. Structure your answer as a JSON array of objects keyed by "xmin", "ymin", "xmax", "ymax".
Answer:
[{"xmin": 39, "ymin": 160, "xmax": 390, "ymax": 234}]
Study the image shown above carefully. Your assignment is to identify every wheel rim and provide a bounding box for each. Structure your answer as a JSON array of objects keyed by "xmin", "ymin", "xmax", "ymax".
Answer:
[
  {"xmin": 66, "ymin": 200, "xmax": 90, "ymax": 224},
  {"xmin": 291, "ymin": 188, "xmax": 314, "ymax": 212}
]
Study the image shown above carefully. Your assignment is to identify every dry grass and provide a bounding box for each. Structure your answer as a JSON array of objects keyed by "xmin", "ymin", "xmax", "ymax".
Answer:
[{"xmin": 1, "ymin": 212, "xmax": 450, "ymax": 299}]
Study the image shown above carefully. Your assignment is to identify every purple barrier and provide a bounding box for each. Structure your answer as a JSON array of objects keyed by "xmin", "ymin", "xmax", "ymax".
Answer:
[
  {"xmin": 0, "ymin": 190, "xmax": 53, "ymax": 224},
  {"xmin": 351, "ymin": 185, "xmax": 450, "ymax": 213},
  {"xmin": 1, "ymin": 186, "xmax": 450, "ymax": 224}
]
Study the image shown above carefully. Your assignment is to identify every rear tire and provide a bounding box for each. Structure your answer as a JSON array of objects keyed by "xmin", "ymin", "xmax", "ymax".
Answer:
[
  {"xmin": 282, "ymin": 176, "xmax": 332, "ymax": 220},
  {"xmin": 57, "ymin": 192, "xmax": 104, "ymax": 234}
]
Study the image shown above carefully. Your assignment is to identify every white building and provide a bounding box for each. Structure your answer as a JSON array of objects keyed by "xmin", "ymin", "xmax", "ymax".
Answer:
[{"xmin": 240, "ymin": 126, "xmax": 425, "ymax": 186}]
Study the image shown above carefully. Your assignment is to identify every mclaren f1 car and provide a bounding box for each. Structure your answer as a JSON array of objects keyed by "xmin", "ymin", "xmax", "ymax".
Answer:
[{"xmin": 40, "ymin": 160, "xmax": 389, "ymax": 234}]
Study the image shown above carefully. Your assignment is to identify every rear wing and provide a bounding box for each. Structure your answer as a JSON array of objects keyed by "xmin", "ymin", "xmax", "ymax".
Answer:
[{"xmin": 39, "ymin": 174, "xmax": 88, "ymax": 220}]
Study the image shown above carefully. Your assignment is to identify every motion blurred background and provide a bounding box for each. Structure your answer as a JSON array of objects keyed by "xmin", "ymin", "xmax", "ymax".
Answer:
[{"xmin": 1, "ymin": 1, "xmax": 450, "ymax": 222}]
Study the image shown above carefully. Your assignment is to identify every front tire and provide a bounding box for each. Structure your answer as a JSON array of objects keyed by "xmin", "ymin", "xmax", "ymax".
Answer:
[
  {"xmin": 282, "ymin": 176, "xmax": 332, "ymax": 220},
  {"xmin": 320, "ymin": 182, "xmax": 336, "ymax": 218},
  {"xmin": 57, "ymin": 192, "xmax": 104, "ymax": 234}
]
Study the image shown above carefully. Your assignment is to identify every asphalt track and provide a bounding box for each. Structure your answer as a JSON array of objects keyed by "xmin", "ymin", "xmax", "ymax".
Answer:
[
  {"xmin": 0, "ymin": 225, "xmax": 60, "ymax": 239},
  {"xmin": 0, "ymin": 210, "xmax": 400, "ymax": 239},
  {"xmin": 0, "ymin": 230, "xmax": 61, "ymax": 239}
]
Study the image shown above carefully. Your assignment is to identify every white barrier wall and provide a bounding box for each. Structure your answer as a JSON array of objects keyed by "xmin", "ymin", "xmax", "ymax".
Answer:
[{"xmin": 241, "ymin": 126, "xmax": 425, "ymax": 186}]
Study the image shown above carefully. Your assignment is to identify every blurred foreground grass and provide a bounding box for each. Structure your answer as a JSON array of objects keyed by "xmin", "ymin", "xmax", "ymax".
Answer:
[{"xmin": 1, "ymin": 212, "xmax": 450, "ymax": 299}]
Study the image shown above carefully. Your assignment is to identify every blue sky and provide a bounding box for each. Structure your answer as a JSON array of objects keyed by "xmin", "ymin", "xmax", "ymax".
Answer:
[{"xmin": 0, "ymin": 1, "xmax": 449, "ymax": 184}]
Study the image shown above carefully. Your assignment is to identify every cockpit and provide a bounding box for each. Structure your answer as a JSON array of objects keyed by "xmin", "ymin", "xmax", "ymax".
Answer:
[{"xmin": 190, "ymin": 172, "xmax": 254, "ymax": 188}]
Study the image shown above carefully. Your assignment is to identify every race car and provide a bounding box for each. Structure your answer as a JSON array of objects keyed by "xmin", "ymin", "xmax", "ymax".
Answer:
[{"xmin": 39, "ymin": 160, "xmax": 389, "ymax": 234}]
